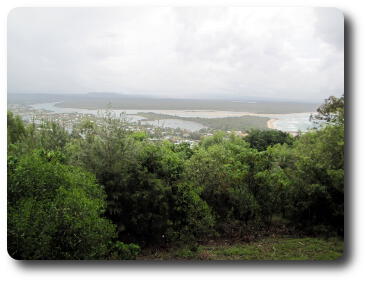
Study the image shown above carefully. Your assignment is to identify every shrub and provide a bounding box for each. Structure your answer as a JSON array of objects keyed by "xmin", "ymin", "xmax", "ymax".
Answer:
[
  {"xmin": 167, "ymin": 182, "xmax": 215, "ymax": 243},
  {"xmin": 109, "ymin": 241, "xmax": 141, "ymax": 260},
  {"xmin": 7, "ymin": 151, "xmax": 116, "ymax": 259},
  {"xmin": 245, "ymin": 129, "xmax": 294, "ymax": 151}
]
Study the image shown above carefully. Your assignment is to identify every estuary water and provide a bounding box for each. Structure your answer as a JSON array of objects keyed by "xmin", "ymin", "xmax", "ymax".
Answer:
[{"xmin": 29, "ymin": 102, "xmax": 315, "ymax": 132}]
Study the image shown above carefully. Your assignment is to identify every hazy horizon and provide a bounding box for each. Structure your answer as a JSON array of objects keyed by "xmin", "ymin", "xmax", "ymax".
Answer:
[
  {"xmin": 7, "ymin": 91, "xmax": 323, "ymax": 104},
  {"xmin": 8, "ymin": 7, "xmax": 344, "ymax": 102}
]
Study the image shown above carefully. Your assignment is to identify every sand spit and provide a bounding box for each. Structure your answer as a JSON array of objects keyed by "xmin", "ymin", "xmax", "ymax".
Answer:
[{"xmin": 267, "ymin": 118, "xmax": 278, "ymax": 129}]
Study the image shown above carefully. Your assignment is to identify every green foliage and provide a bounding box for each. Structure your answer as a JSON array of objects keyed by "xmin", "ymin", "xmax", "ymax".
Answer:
[
  {"xmin": 7, "ymin": 151, "xmax": 116, "ymax": 259},
  {"xmin": 37, "ymin": 121, "xmax": 70, "ymax": 151},
  {"xmin": 185, "ymin": 133, "xmax": 263, "ymax": 232},
  {"xmin": 110, "ymin": 241, "xmax": 141, "ymax": 260},
  {"xmin": 173, "ymin": 247, "xmax": 198, "ymax": 259},
  {"xmin": 167, "ymin": 182, "xmax": 215, "ymax": 243},
  {"xmin": 130, "ymin": 131, "xmax": 148, "ymax": 141},
  {"xmin": 67, "ymin": 115, "xmax": 215, "ymax": 246},
  {"xmin": 245, "ymin": 129, "xmax": 294, "ymax": 151},
  {"xmin": 283, "ymin": 96, "xmax": 344, "ymax": 236},
  {"xmin": 287, "ymin": 125, "xmax": 344, "ymax": 236},
  {"xmin": 67, "ymin": 118, "xmax": 171, "ymax": 245},
  {"xmin": 7, "ymin": 92, "xmax": 345, "ymax": 259},
  {"xmin": 312, "ymin": 94, "xmax": 344, "ymax": 125},
  {"xmin": 7, "ymin": 111, "xmax": 26, "ymax": 145},
  {"xmin": 7, "ymin": 112, "xmax": 71, "ymax": 158}
]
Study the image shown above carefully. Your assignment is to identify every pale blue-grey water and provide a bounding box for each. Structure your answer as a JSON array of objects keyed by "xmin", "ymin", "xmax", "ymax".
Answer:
[{"xmin": 268, "ymin": 113, "xmax": 317, "ymax": 132}]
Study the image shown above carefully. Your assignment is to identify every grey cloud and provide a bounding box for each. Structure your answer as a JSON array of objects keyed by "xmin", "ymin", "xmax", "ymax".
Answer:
[
  {"xmin": 7, "ymin": 7, "xmax": 344, "ymax": 102},
  {"xmin": 314, "ymin": 8, "xmax": 344, "ymax": 51}
]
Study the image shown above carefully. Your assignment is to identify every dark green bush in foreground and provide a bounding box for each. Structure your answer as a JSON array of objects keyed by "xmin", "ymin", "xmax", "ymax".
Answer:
[{"xmin": 7, "ymin": 150, "xmax": 122, "ymax": 259}]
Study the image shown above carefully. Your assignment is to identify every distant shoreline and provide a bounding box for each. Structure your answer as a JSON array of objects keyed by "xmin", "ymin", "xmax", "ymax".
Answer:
[
  {"xmin": 51, "ymin": 99, "xmax": 318, "ymax": 115},
  {"xmin": 49, "ymin": 101, "xmax": 314, "ymax": 117}
]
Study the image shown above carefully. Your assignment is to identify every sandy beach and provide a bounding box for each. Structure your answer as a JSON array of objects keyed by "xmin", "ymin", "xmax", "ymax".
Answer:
[{"xmin": 267, "ymin": 118, "xmax": 278, "ymax": 129}]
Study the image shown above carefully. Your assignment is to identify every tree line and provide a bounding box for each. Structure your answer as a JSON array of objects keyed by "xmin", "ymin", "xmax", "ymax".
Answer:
[{"xmin": 7, "ymin": 95, "xmax": 344, "ymax": 259}]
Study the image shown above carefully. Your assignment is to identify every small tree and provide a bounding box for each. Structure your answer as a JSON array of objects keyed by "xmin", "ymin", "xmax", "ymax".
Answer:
[
  {"xmin": 245, "ymin": 129, "xmax": 294, "ymax": 151},
  {"xmin": 311, "ymin": 94, "xmax": 344, "ymax": 125}
]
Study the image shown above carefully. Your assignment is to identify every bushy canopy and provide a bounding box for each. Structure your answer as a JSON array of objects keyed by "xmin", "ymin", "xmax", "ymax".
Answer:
[{"xmin": 7, "ymin": 95, "xmax": 344, "ymax": 259}]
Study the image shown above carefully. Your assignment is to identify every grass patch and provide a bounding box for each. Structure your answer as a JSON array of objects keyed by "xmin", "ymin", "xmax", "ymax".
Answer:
[{"xmin": 138, "ymin": 237, "xmax": 343, "ymax": 261}]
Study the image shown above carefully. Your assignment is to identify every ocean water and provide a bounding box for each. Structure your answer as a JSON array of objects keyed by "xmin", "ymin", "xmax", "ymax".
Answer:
[{"xmin": 268, "ymin": 113, "xmax": 317, "ymax": 132}]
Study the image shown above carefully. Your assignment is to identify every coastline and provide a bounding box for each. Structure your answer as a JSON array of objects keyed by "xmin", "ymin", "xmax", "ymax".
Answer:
[
  {"xmin": 267, "ymin": 118, "xmax": 278, "ymax": 129},
  {"xmin": 48, "ymin": 102, "xmax": 315, "ymax": 117},
  {"xmin": 52, "ymin": 102, "xmax": 316, "ymax": 117}
]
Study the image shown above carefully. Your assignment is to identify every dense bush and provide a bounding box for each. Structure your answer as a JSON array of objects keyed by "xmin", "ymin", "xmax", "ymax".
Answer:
[
  {"xmin": 7, "ymin": 111, "xmax": 26, "ymax": 145},
  {"xmin": 109, "ymin": 241, "xmax": 141, "ymax": 260},
  {"xmin": 7, "ymin": 95, "xmax": 344, "ymax": 259},
  {"xmin": 66, "ymin": 119, "xmax": 212, "ymax": 245},
  {"xmin": 245, "ymin": 129, "xmax": 294, "ymax": 151},
  {"xmin": 287, "ymin": 125, "xmax": 344, "ymax": 236},
  {"xmin": 265, "ymin": 95, "xmax": 344, "ymax": 236},
  {"xmin": 7, "ymin": 151, "xmax": 118, "ymax": 259},
  {"xmin": 185, "ymin": 134, "xmax": 263, "ymax": 231},
  {"xmin": 167, "ymin": 182, "xmax": 215, "ymax": 243}
]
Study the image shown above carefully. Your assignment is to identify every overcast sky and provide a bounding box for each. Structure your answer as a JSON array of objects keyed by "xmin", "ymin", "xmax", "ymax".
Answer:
[{"xmin": 7, "ymin": 7, "xmax": 344, "ymax": 102}]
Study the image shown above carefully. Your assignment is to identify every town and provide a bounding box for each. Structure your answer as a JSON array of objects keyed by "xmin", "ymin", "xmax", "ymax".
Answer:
[{"xmin": 8, "ymin": 103, "xmax": 249, "ymax": 147}]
